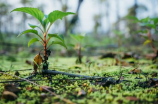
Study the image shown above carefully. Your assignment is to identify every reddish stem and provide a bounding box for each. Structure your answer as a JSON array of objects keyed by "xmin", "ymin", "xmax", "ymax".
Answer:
[{"xmin": 44, "ymin": 33, "xmax": 47, "ymax": 58}]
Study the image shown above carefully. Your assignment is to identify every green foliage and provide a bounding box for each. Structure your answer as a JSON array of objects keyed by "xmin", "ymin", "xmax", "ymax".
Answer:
[
  {"xmin": 70, "ymin": 34, "xmax": 85, "ymax": 42},
  {"xmin": 128, "ymin": 16, "xmax": 158, "ymax": 46},
  {"xmin": 11, "ymin": 7, "xmax": 75, "ymax": 49},
  {"xmin": 48, "ymin": 10, "xmax": 75, "ymax": 24},
  {"xmin": 28, "ymin": 23, "xmax": 39, "ymax": 29},
  {"xmin": 11, "ymin": 7, "xmax": 44, "ymax": 25},
  {"xmin": 28, "ymin": 38, "xmax": 39, "ymax": 47},
  {"xmin": 48, "ymin": 34, "xmax": 64, "ymax": 42},
  {"xmin": 50, "ymin": 41, "xmax": 67, "ymax": 49},
  {"xmin": 17, "ymin": 29, "xmax": 38, "ymax": 37}
]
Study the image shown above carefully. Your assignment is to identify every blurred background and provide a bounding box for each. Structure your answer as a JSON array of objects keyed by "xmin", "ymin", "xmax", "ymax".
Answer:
[{"xmin": 0, "ymin": 0, "xmax": 158, "ymax": 57}]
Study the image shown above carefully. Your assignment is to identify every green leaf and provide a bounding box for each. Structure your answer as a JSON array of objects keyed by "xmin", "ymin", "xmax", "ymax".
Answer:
[
  {"xmin": 11, "ymin": 7, "xmax": 44, "ymax": 24},
  {"xmin": 51, "ymin": 41, "xmax": 67, "ymax": 49},
  {"xmin": 42, "ymin": 18, "xmax": 49, "ymax": 30},
  {"xmin": 48, "ymin": 34, "xmax": 64, "ymax": 42},
  {"xmin": 135, "ymin": 30, "xmax": 147, "ymax": 34},
  {"xmin": 17, "ymin": 29, "xmax": 38, "ymax": 37},
  {"xmin": 140, "ymin": 17, "xmax": 149, "ymax": 23},
  {"xmin": 28, "ymin": 38, "xmax": 39, "ymax": 47},
  {"xmin": 28, "ymin": 23, "xmax": 39, "ymax": 29},
  {"xmin": 70, "ymin": 34, "xmax": 84, "ymax": 42},
  {"xmin": 48, "ymin": 10, "xmax": 75, "ymax": 24},
  {"xmin": 151, "ymin": 17, "xmax": 158, "ymax": 25},
  {"xmin": 145, "ymin": 24, "xmax": 156, "ymax": 29},
  {"xmin": 143, "ymin": 39, "xmax": 151, "ymax": 46}
]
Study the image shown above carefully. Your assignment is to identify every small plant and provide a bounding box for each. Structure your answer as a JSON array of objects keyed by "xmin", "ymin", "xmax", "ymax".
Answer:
[
  {"xmin": 128, "ymin": 16, "xmax": 158, "ymax": 53},
  {"xmin": 11, "ymin": 7, "xmax": 75, "ymax": 72},
  {"xmin": 70, "ymin": 34, "xmax": 85, "ymax": 64}
]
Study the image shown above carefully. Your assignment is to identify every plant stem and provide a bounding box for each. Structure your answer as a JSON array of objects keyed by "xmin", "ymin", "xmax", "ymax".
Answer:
[{"xmin": 43, "ymin": 33, "xmax": 47, "ymax": 62}]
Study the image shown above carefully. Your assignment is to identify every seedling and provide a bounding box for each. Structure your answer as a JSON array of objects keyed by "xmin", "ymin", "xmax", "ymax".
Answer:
[
  {"xmin": 70, "ymin": 34, "xmax": 85, "ymax": 64},
  {"xmin": 11, "ymin": 7, "xmax": 75, "ymax": 73}
]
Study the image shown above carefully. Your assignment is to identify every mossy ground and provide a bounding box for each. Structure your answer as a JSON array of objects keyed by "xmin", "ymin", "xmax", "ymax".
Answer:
[{"xmin": 0, "ymin": 54, "xmax": 158, "ymax": 104}]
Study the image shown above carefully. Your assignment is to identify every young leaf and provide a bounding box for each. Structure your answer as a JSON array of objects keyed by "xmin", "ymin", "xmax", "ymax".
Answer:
[
  {"xmin": 143, "ymin": 39, "xmax": 151, "ymax": 46},
  {"xmin": 11, "ymin": 7, "xmax": 44, "ymax": 24},
  {"xmin": 28, "ymin": 23, "xmax": 39, "ymax": 29},
  {"xmin": 28, "ymin": 38, "xmax": 39, "ymax": 47},
  {"xmin": 17, "ymin": 29, "xmax": 38, "ymax": 37},
  {"xmin": 42, "ymin": 18, "xmax": 50, "ymax": 31},
  {"xmin": 51, "ymin": 41, "xmax": 67, "ymax": 49},
  {"xmin": 48, "ymin": 10, "xmax": 75, "ymax": 24},
  {"xmin": 48, "ymin": 34, "xmax": 64, "ymax": 42}
]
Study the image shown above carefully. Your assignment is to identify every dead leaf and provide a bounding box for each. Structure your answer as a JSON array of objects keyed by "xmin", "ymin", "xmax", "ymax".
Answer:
[
  {"xmin": 126, "ymin": 96, "xmax": 139, "ymax": 101},
  {"xmin": 145, "ymin": 53, "xmax": 156, "ymax": 60},
  {"xmin": 14, "ymin": 71, "xmax": 20, "ymax": 76},
  {"xmin": 2, "ymin": 91, "xmax": 17, "ymax": 100},
  {"xmin": 26, "ymin": 87, "xmax": 33, "ymax": 91},
  {"xmin": 115, "ymin": 58, "xmax": 130, "ymax": 66},
  {"xmin": 88, "ymin": 87, "xmax": 97, "ymax": 94},
  {"xmin": 78, "ymin": 89, "xmax": 86, "ymax": 96},
  {"xmin": 128, "ymin": 68, "xmax": 141, "ymax": 74},
  {"xmin": 25, "ymin": 60, "xmax": 32, "ymax": 65},
  {"xmin": 33, "ymin": 54, "xmax": 42, "ymax": 72},
  {"xmin": 40, "ymin": 86, "xmax": 54, "ymax": 92},
  {"xmin": 152, "ymin": 72, "xmax": 157, "ymax": 77}
]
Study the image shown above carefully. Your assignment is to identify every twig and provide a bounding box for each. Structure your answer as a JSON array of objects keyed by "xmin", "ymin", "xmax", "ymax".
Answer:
[{"xmin": 0, "ymin": 72, "xmax": 74, "ymax": 104}]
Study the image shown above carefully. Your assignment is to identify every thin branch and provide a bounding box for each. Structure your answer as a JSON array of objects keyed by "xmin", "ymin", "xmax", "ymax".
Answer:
[
  {"xmin": 46, "ymin": 43, "xmax": 53, "ymax": 49},
  {"xmin": 37, "ymin": 27, "xmax": 44, "ymax": 34},
  {"xmin": 39, "ymin": 40, "xmax": 44, "ymax": 46},
  {"xmin": 0, "ymin": 72, "xmax": 74, "ymax": 104},
  {"xmin": 46, "ymin": 37, "xmax": 51, "ymax": 45},
  {"xmin": 37, "ymin": 34, "xmax": 44, "ymax": 42}
]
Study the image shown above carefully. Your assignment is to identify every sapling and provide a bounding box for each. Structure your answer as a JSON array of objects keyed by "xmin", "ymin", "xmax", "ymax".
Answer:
[
  {"xmin": 70, "ymin": 34, "xmax": 85, "ymax": 64},
  {"xmin": 11, "ymin": 7, "xmax": 75, "ymax": 73}
]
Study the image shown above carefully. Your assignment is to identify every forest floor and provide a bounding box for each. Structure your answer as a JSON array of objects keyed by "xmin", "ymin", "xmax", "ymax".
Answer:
[{"xmin": 0, "ymin": 52, "xmax": 158, "ymax": 104}]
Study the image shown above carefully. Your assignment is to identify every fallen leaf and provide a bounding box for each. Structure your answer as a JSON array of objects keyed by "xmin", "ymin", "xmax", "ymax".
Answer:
[
  {"xmin": 88, "ymin": 87, "xmax": 97, "ymax": 94},
  {"xmin": 78, "ymin": 89, "xmax": 86, "ymax": 96},
  {"xmin": 145, "ymin": 53, "xmax": 156, "ymax": 60},
  {"xmin": 128, "ymin": 68, "xmax": 141, "ymax": 74},
  {"xmin": 14, "ymin": 71, "xmax": 20, "ymax": 76},
  {"xmin": 33, "ymin": 54, "xmax": 42, "ymax": 72},
  {"xmin": 2, "ymin": 91, "xmax": 17, "ymax": 100},
  {"xmin": 126, "ymin": 96, "xmax": 139, "ymax": 101},
  {"xmin": 152, "ymin": 72, "xmax": 157, "ymax": 77},
  {"xmin": 115, "ymin": 58, "xmax": 130, "ymax": 66},
  {"xmin": 25, "ymin": 60, "xmax": 32, "ymax": 65},
  {"xmin": 100, "ymin": 53, "xmax": 116, "ymax": 59},
  {"xmin": 40, "ymin": 86, "xmax": 54, "ymax": 92}
]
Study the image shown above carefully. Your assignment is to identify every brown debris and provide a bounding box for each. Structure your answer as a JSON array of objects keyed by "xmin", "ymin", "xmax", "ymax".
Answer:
[
  {"xmin": 25, "ymin": 60, "xmax": 32, "ymax": 65},
  {"xmin": 126, "ymin": 96, "xmax": 139, "ymax": 101},
  {"xmin": 40, "ymin": 86, "xmax": 54, "ymax": 92},
  {"xmin": 78, "ymin": 89, "xmax": 86, "ymax": 96},
  {"xmin": 1, "ymin": 91, "xmax": 17, "ymax": 100},
  {"xmin": 128, "ymin": 68, "xmax": 142, "ymax": 74},
  {"xmin": 4, "ymin": 84, "xmax": 20, "ymax": 94},
  {"xmin": 14, "ymin": 71, "xmax": 20, "ymax": 76}
]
